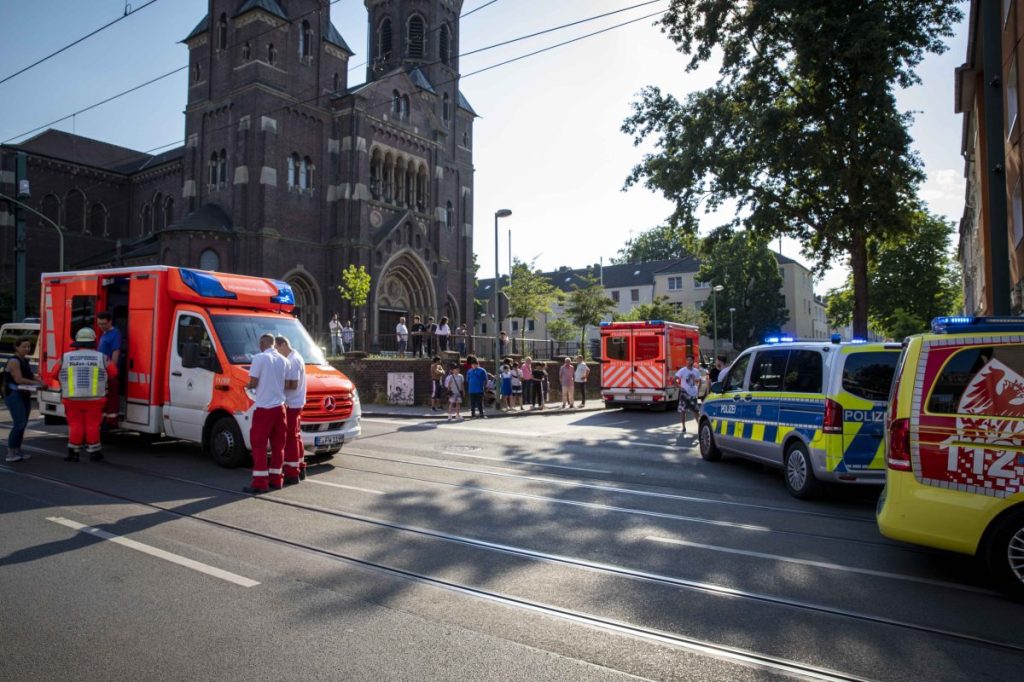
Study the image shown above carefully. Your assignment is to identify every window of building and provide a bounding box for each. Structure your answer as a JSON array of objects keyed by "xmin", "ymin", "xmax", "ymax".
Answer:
[
  {"xmin": 300, "ymin": 20, "xmax": 313, "ymax": 60},
  {"xmin": 695, "ymin": 300, "xmax": 704, "ymax": 310},
  {"xmin": 332, "ymin": 73, "xmax": 339, "ymax": 92},
  {"xmin": 193, "ymin": 62, "xmax": 201, "ymax": 82},
  {"xmin": 1010, "ymin": 60, "xmax": 1021, "ymax": 138},
  {"xmin": 668, "ymin": 276, "xmax": 682, "ymax": 290},
  {"xmin": 217, "ymin": 14, "xmax": 228, "ymax": 50},
  {"xmin": 208, "ymin": 153, "xmax": 218, "ymax": 187},
  {"xmin": 1014, "ymin": 181, "xmax": 1024, "ymax": 246},
  {"xmin": 527, "ymin": 320, "xmax": 535, "ymax": 332},
  {"xmin": 199, "ymin": 248, "xmax": 220, "ymax": 272},
  {"xmin": 242, "ymin": 41, "xmax": 251, "ymax": 60},
  {"xmin": 511, "ymin": 320, "xmax": 519, "ymax": 332},
  {"xmin": 303, "ymin": 156, "xmax": 314, "ymax": 191},
  {"xmin": 153, "ymin": 192, "xmax": 163, "ymax": 230},
  {"xmin": 392, "ymin": 90, "xmax": 401, "ymax": 117},
  {"xmin": 445, "ymin": 201, "xmax": 454, "ymax": 232},
  {"xmin": 218, "ymin": 149, "xmax": 227, "ymax": 186},
  {"xmin": 408, "ymin": 15, "xmax": 425, "ymax": 59},
  {"xmin": 481, "ymin": 323, "xmax": 488, "ymax": 335},
  {"xmin": 268, "ymin": 43, "xmax": 276, "ymax": 66},
  {"xmin": 378, "ymin": 17, "xmax": 393, "ymax": 62},
  {"xmin": 287, "ymin": 153, "xmax": 299, "ymax": 189},
  {"xmin": 630, "ymin": 288, "xmax": 640, "ymax": 302},
  {"xmin": 440, "ymin": 25, "xmax": 452, "ymax": 66},
  {"xmin": 164, "ymin": 197, "xmax": 174, "ymax": 230},
  {"xmin": 442, "ymin": 93, "xmax": 450, "ymax": 127},
  {"xmin": 401, "ymin": 94, "xmax": 410, "ymax": 120},
  {"xmin": 611, "ymin": 291, "xmax": 620, "ymax": 303},
  {"xmin": 299, "ymin": 156, "xmax": 309, "ymax": 190},
  {"xmin": 694, "ymin": 278, "xmax": 710, "ymax": 289},
  {"xmin": 90, "ymin": 202, "xmax": 107, "ymax": 236},
  {"xmin": 141, "ymin": 204, "xmax": 152, "ymax": 235}
]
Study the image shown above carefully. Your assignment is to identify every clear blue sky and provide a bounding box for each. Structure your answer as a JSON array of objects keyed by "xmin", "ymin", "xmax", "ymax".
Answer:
[{"xmin": 0, "ymin": 0, "xmax": 969, "ymax": 293}]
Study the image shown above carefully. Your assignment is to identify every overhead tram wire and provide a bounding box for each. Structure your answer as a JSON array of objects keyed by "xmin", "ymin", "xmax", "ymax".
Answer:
[
  {"xmin": 0, "ymin": 0, "xmax": 165, "ymax": 86},
  {"xmin": 18, "ymin": 1, "xmax": 671, "ymax": 209}
]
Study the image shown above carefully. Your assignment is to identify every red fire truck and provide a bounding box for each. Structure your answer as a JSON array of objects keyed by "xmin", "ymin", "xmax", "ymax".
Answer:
[{"xmin": 600, "ymin": 320, "xmax": 701, "ymax": 408}]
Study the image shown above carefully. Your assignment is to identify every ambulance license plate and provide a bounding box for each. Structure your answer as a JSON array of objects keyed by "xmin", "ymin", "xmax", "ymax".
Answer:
[
  {"xmin": 315, "ymin": 434, "xmax": 345, "ymax": 447},
  {"xmin": 625, "ymin": 395, "xmax": 641, "ymax": 400}
]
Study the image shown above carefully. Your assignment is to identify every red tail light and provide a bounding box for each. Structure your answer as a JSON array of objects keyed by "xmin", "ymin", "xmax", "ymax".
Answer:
[
  {"xmin": 888, "ymin": 418, "xmax": 911, "ymax": 471},
  {"xmin": 823, "ymin": 399, "xmax": 843, "ymax": 434}
]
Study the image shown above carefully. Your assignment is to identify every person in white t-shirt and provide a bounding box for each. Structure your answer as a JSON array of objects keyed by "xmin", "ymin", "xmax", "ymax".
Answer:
[
  {"xmin": 245, "ymin": 333, "xmax": 288, "ymax": 493},
  {"xmin": 395, "ymin": 317, "xmax": 409, "ymax": 357},
  {"xmin": 573, "ymin": 355, "xmax": 590, "ymax": 407},
  {"xmin": 674, "ymin": 355, "xmax": 702, "ymax": 433},
  {"xmin": 275, "ymin": 336, "xmax": 307, "ymax": 484}
]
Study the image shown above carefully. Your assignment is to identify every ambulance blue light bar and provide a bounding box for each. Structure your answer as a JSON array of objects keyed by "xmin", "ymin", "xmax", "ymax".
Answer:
[
  {"xmin": 179, "ymin": 268, "xmax": 237, "ymax": 300},
  {"xmin": 270, "ymin": 280, "xmax": 295, "ymax": 306},
  {"xmin": 931, "ymin": 315, "xmax": 1024, "ymax": 334}
]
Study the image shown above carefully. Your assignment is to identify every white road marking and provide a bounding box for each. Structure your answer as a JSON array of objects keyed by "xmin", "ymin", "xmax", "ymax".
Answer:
[
  {"xmin": 615, "ymin": 440, "xmax": 680, "ymax": 451},
  {"xmin": 306, "ymin": 479, "xmax": 384, "ymax": 495},
  {"xmin": 645, "ymin": 535, "xmax": 993, "ymax": 593},
  {"xmin": 448, "ymin": 450, "xmax": 613, "ymax": 474},
  {"xmin": 47, "ymin": 516, "xmax": 260, "ymax": 588}
]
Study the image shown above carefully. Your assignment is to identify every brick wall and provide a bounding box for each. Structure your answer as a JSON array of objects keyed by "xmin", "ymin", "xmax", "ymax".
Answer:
[{"xmin": 330, "ymin": 357, "xmax": 601, "ymax": 405}]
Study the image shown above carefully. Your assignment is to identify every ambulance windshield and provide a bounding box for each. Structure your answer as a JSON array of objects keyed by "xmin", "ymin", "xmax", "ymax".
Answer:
[{"xmin": 211, "ymin": 315, "xmax": 327, "ymax": 366}]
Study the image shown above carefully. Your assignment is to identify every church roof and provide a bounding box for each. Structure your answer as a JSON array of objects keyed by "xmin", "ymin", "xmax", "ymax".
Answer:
[
  {"xmin": 325, "ymin": 23, "xmax": 353, "ymax": 55},
  {"xmin": 234, "ymin": 0, "xmax": 288, "ymax": 21},
  {"xmin": 163, "ymin": 203, "xmax": 234, "ymax": 234},
  {"xmin": 407, "ymin": 68, "xmax": 436, "ymax": 93},
  {"xmin": 12, "ymin": 129, "xmax": 176, "ymax": 174},
  {"xmin": 183, "ymin": 14, "xmax": 208, "ymax": 41},
  {"xmin": 457, "ymin": 90, "xmax": 478, "ymax": 117}
]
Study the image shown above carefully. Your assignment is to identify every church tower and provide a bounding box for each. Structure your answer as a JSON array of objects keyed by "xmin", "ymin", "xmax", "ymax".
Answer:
[{"xmin": 364, "ymin": 0, "xmax": 462, "ymax": 87}]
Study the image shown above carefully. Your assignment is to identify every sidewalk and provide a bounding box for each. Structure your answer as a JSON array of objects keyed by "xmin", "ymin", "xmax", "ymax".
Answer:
[{"xmin": 361, "ymin": 401, "xmax": 607, "ymax": 420}]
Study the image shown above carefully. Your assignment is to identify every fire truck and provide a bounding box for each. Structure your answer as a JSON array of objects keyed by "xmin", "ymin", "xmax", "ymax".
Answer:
[
  {"xmin": 600, "ymin": 320, "xmax": 701, "ymax": 409},
  {"xmin": 37, "ymin": 266, "xmax": 360, "ymax": 467}
]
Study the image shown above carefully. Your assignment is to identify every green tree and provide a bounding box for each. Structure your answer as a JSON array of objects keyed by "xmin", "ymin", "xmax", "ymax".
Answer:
[
  {"xmin": 503, "ymin": 259, "xmax": 560, "ymax": 346},
  {"xmin": 614, "ymin": 224, "xmax": 690, "ymax": 264},
  {"xmin": 697, "ymin": 228, "xmax": 788, "ymax": 351},
  {"xmin": 337, "ymin": 264, "xmax": 371, "ymax": 350},
  {"xmin": 564, "ymin": 275, "xmax": 616, "ymax": 357},
  {"xmin": 546, "ymin": 318, "xmax": 578, "ymax": 357},
  {"xmin": 826, "ymin": 209, "xmax": 963, "ymax": 339},
  {"xmin": 614, "ymin": 295, "xmax": 705, "ymax": 330},
  {"xmin": 622, "ymin": 1, "xmax": 962, "ymax": 336}
]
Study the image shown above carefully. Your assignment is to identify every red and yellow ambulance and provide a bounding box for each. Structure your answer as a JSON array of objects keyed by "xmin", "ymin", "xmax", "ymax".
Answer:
[
  {"xmin": 37, "ymin": 266, "xmax": 360, "ymax": 467},
  {"xmin": 600, "ymin": 320, "xmax": 701, "ymax": 408}
]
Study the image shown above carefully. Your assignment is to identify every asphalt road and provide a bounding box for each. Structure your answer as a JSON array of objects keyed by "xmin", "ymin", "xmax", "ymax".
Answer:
[{"xmin": 1, "ymin": 406, "xmax": 1020, "ymax": 681}]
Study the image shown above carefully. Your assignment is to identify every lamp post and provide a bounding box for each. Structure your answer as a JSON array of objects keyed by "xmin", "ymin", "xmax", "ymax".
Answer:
[
  {"xmin": 0, "ymin": 191, "xmax": 65, "ymax": 273},
  {"xmin": 729, "ymin": 307, "xmax": 736, "ymax": 353},
  {"xmin": 711, "ymin": 284, "xmax": 724, "ymax": 359},
  {"xmin": 494, "ymin": 209, "xmax": 512, "ymax": 369}
]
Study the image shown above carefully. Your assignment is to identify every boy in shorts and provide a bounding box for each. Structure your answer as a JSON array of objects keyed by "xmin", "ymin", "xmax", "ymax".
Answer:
[{"xmin": 674, "ymin": 355, "xmax": 702, "ymax": 433}]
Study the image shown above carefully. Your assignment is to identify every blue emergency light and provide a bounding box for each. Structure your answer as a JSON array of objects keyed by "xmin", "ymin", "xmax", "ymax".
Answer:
[
  {"xmin": 180, "ymin": 268, "xmax": 238, "ymax": 300},
  {"xmin": 764, "ymin": 335, "xmax": 794, "ymax": 344},
  {"xmin": 270, "ymin": 280, "xmax": 296, "ymax": 306},
  {"xmin": 931, "ymin": 315, "xmax": 1024, "ymax": 334},
  {"xmin": 850, "ymin": 338, "xmax": 868, "ymax": 344}
]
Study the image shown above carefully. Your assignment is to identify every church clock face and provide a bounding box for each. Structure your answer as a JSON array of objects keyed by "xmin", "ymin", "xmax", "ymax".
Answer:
[{"xmin": 369, "ymin": 210, "xmax": 383, "ymax": 228}]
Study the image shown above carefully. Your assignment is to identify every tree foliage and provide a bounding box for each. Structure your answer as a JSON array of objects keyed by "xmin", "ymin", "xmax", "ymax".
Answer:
[
  {"xmin": 503, "ymin": 259, "xmax": 560, "ymax": 342},
  {"xmin": 697, "ymin": 228, "xmax": 788, "ymax": 351},
  {"xmin": 826, "ymin": 209, "xmax": 962, "ymax": 339},
  {"xmin": 337, "ymin": 264, "xmax": 371, "ymax": 310},
  {"xmin": 614, "ymin": 224, "xmax": 691, "ymax": 264},
  {"xmin": 564, "ymin": 275, "xmax": 616, "ymax": 356},
  {"xmin": 622, "ymin": 0, "xmax": 962, "ymax": 336},
  {"xmin": 547, "ymin": 318, "xmax": 578, "ymax": 343},
  {"xmin": 614, "ymin": 295, "xmax": 705, "ymax": 329}
]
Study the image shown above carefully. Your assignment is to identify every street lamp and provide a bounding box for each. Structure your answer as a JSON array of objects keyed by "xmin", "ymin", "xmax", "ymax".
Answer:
[
  {"xmin": 0, "ymin": 191, "xmax": 65, "ymax": 272},
  {"xmin": 729, "ymin": 307, "xmax": 736, "ymax": 353},
  {"xmin": 711, "ymin": 284, "xmax": 724, "ymax": 359},
  {"xmin": 494, "ymin": 209, "xmax": 512, "ymax": 368}
]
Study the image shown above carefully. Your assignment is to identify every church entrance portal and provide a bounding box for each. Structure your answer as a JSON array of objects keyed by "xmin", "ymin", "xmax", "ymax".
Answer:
[{"xmin": 375, "ymin": 250, "xmax": 435, "ymax": 352}]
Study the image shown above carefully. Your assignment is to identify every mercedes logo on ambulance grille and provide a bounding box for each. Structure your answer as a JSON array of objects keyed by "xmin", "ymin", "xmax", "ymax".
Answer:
[{"xmin": 322, "ymin": 396, "xmax": 336, "ymax": 412}]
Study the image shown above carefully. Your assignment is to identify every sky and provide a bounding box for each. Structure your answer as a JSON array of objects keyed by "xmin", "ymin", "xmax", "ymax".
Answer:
[{"xmin": 0, "ymin": 0, "xmax": 970, "ymax": 294}]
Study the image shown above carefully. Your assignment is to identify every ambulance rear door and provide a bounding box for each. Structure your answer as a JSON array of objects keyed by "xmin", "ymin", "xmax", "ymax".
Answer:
[
  {"xmin": 631, "ymin": 328, "xmax": 665, "ymax": 394},
  {"xmin": 602, "ymin": 327, "xmax": 633, "ymax": 393}
]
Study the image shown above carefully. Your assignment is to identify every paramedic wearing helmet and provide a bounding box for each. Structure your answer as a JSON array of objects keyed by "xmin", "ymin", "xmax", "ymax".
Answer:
[{"xmin": 59, "ymin": 327, "xmax": 117, "ymax": 462}]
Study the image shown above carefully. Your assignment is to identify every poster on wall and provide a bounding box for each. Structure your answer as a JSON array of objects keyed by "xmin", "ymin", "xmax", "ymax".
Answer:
[{"xmin": 387, "ymin": 372, "xmax": 415, "ymax": 406}]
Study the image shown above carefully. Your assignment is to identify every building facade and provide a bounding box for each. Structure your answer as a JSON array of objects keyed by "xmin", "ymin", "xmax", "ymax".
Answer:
[{"xmin": 0, "ymin": 0, "xmax": 476, "ymax": 345}]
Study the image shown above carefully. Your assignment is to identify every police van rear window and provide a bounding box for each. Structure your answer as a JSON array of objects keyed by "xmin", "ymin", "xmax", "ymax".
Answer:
[
  {"xmin": 926, "ymin": 345, "xmax": 1024, "ymax": 415},
  {"xmin": 842, "ymin": 352, "xmax": 899, "ymax": 401}
]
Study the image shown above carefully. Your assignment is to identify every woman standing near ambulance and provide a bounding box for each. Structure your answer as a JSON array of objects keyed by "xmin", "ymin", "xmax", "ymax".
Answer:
[{"xmin": 4, "ymin": 336, "xmax": 42, "ymax": 462}]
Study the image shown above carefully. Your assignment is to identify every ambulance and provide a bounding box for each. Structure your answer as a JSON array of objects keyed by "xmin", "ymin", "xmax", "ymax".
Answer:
[
  {"xmin": 600, "ymin": 320, "xmax": 701, "ymax": 409},
  {"xmin": 37, "ymin": 266, "xmax": 360, "ymax": 467}
]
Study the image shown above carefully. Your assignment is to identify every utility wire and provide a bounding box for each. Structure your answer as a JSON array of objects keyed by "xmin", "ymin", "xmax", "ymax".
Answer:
[{"xmin": 0, "ymin": 0, "xmax": 164, "ymax": 86}]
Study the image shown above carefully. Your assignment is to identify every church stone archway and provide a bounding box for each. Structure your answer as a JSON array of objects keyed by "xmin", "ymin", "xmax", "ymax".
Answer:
[
  {"xmin": 374, "ymin": 249, "xmax": 435, "ymax": 349},
  {"xmin": 282, "ymin": 268, "xmax": 322, "ymax": 339}
]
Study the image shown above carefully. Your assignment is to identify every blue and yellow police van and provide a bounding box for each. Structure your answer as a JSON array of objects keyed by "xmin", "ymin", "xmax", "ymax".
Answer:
[{"xmin": 698, "ymin": 337, "xmax": 903, "ymax": 499}]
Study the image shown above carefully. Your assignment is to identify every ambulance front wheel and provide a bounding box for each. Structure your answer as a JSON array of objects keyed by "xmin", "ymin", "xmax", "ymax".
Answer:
[
  {"xmin": 784, "ymin": 442, "xmax": 820, "ymax": 499},
  {"xmin": 208, "ymin": 417, "xmax": 249, "ymax": 469},
  {"xmin": 983, "ymin": 507, "xmax": 1024, "ymax": 599},
  {"xmin": 698, "ymin": 419, "xmax": 721, "ymax": 461}
]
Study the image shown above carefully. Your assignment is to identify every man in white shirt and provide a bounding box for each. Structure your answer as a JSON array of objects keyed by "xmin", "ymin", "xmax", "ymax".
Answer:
[
  {"xmin": 275, "ymin": 336, "xmax": 307, "ymax": 485},
  {"xmin": 395, "ymin": 317, "xmax": 409, "ymax": 357},
  {"xmin": 573, "ymin": 355, "xmax": 590, "ymax": 407},
  {"xmin": 244, "ymin": 333, "xmax": 288, "ymax": 493},
  {"xmin": 674, "ymin": 355, "xmax": 702, "ymax": 433}
]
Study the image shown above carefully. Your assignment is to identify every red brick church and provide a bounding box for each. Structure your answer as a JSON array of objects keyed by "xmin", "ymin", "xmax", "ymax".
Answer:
[{"xmin": 0, "ymin": 0, "xmax": 477, "ymax": 344}]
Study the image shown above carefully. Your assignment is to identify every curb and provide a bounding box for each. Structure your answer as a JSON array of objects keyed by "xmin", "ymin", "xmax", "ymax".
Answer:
[{"xmin": 362, "ymin": 405, "xmax": 607, "ymax": 420}]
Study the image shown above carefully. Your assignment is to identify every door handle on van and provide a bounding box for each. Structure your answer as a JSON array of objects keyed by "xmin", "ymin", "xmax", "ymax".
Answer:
[
  {"xmin": 171, "ymin": 371, "xmax": 182, "ymax": 377},
  {"xmin": 743, "ymin": 395, "xmax": 753, "ymax": 402}
]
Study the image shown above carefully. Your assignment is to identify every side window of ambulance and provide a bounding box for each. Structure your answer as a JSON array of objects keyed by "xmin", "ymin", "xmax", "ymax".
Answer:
[
  {"xmin": 783, "ymin": 350, "xmax": 823, "ymax": 394},
  {"xmin": 70, "ymin": 295, "xmax": 95, "ymax": 340},
  {"xmin": 749, "ymin": 350, "xmax": 789, "ymax": 391},
  {"xmin": 634, "ymin": 335, "xmax": 660, "ymax": 362},
  {"xmin": 722, "ymin": 353, "xmax": 751, "ymax": 392},
  {"xmin": 927, "ymin": 345, "xmax": 1024, "ymax": 415},
  {"xmin": 177, "ymin": 315, "xmax": 220, "ymax": 373},
  {"xmin": 606, "ymin": 336, "xmax": 629, "ymax": 362}
]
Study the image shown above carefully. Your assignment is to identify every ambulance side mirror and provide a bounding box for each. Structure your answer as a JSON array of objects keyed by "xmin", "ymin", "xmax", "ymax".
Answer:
[{"xmin": 709, "ymin": 381, "xmax": 723, "ymax": 395}]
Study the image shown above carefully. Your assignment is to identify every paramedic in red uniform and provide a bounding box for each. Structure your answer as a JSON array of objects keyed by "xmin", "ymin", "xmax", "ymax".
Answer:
[
  {"xmin": 275, "ymin": 336, "xmax": 307, "ymax": 484},
  {"xmin": 96, "ymin": 312, "xmax": 122, "ymax": 428},
  {"xmin": 59, "ymin": 327, "xmax": 117, "ymax": 462},
  {"xmin": 243, "ymin": 333, "xmax": 288, "ymax": 494}
]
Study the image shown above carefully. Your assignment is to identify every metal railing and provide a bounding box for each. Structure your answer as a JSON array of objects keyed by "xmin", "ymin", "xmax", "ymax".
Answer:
[{"xmin": 327, "ymin": 333, "xmax": 601, "ymax": 361}]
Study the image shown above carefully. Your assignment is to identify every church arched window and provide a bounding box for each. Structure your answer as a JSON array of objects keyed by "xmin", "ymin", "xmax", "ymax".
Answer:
[
  {"xmin": 153, "ymin": 192, "xmax": 163, "ymax": 230},
  {"xmin": 268, "ymin": 43, "xmax": 277, "ymax": 66},
  {"xmin": 141, "ymin": 204, "xmax": 152, "ymax": 235},
  {"xmin": 300, "ymin": 20, "xmax": 313, "ymax": 60},
  {"xmin": 193, "ymin": 62, "xmax": 201, "ymax": 82},
  {"xmin": 217, "ymin": 14, "xmax": 228, "ymax": 50},
  {"xmin": 332, "ymin": 72, "xmax": 340, "ymax": 92},
  {"xmin": 378, "ymin": 17, "xmax": 393, "ymax": 63},
  {"xmin": 407, "ymin": 15, "xmax": 425, "ymax": 60},
  {"xmin": 90, "ymin": 202, "xmax": 108, "ymax": 236},
  {"xmin": 442, "ymin": 93, "xmax": 450, "ymax": 128},
  {"xmin": 439, "ymin": 25, "xmax": 452, "ymax": 66},
  {"xmin": 401, "ymin": 94, "xmax": 410, "ymax": 120},
  {"xmin": 392, "ymin": 90, "xmax": 401, "ymax": 117},
  {"xmin": 164, "ymin": 197, "xmax": 174, "ymax": 230},
  {"xmin": 445, "ymin": 201, "xmax": 454, "ymax": 232},
  {"xmin": 218, "ymin": 149, "xmax": 227, "ymax": 186},
  {"xmin": 370, "ymin": 149, "xmax": 383, "ymax": 200},
  {"xmin": 208, "ymin": 153, "xmax": 218, "ymax": 187},
  {"xmin": 66, "ymin": 189, "xmax": 86, "ymax": 233},
  {"xmin": 287, "ymin": 153, "xmax": 298, "ymax": 189},
  {"xmin": 242, "ymin": 41, "xmax": 251, "ymax": 60}
]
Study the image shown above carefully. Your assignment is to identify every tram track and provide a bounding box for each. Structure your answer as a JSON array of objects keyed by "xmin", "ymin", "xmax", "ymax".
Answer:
[{"xmin": 3, "ymin": 454, "xmax": 1020, "ymax": 659}]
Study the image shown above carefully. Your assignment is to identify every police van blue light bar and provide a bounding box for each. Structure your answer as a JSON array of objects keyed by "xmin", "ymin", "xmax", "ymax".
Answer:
[
  {"xmin": 764, "ymin": 335, "xmax": 794, "ymax": 344},
  {"xmin": 180, "ymin": 268, "xmax": 238, "ymax": 300},
  {"xmin": 931, "ymin": 315, "xmax": 1024, "ymax": 334},
  {"xmin": 850, "ymin": 338, "xmax": 868, "ymax": 344}
]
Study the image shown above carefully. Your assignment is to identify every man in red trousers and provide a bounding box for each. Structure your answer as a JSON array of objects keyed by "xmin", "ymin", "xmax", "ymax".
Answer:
[
  {"xmin": 59, "ymin": 327, "xmax": 116, "ymax": 462},
  {"xmin": 275, "ymin": 336, "xmax": 307, "ymax": 484},
  {"xmin": 243, "ymin": 333, "xmax": 287, "ymax": 494}
]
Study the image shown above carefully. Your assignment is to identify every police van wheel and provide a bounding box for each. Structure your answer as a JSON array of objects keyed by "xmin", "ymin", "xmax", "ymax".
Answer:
[
  {"xmin": 698, "ymin": 419, "xmax": 721, "ymax": 461},
  {"xmin": 984, "ymin": 508, "xmax": 1024, "ymax": 599},
  {"xmin": 784, "ymin": 443, "xmax": 820, "ymax": 499},
  {"xmin": 208, "ymin": 417, "xmax": 249, "ymax": 469}
]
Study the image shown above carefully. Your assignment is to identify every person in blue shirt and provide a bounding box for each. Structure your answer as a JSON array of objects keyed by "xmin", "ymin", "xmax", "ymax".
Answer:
[
  {"xmin": 465, "ymin": 356, "xmax": 488, "ymax": 419},
  {"xmin": 96, "ymin": 312, "xmax": 122, "ymax": 427}
]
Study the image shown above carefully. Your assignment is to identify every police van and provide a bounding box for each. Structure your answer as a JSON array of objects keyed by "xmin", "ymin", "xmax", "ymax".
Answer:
[{"xmin": 699, "ymin": 336, "xmax": 903, "ymax": 498}]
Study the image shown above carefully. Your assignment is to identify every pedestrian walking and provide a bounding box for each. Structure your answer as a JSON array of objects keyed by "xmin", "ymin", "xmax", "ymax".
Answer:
[
  {"xmin": 58, "ymin": 328, "xmax": 116, "ymax": 462},
  {"xmin": 674, "ymin": 355, "xmax": 702, "ymax": 433},
  {"xmin": 510, "ymin": 360, "xmax": 524, "ymax": 410},
  {"xmin": 559, "ymin": 357, "xmax": 575, "ymax": 408},
  {"xmin": 466, "ymin": 357, "xmax": 488, "ymax": 418},
  {"xmin": 429, "ymin": 356, "xmax": 446, "ymax": 410},
  {"xmin": 395, "ymin": 317, "xmax": 409, "ymax": 357},
  {"xmin": 341, "ymin": 320, "xmax": 355, "ymax": 353},
  {"xmin": 96, "ymin": 311, "xmax": 122, "ymax": 428},
  {"xmin": 275, "ymin": 336, "xmax": 307, "ymax": 484},
  {"xmin": 329, "ymin": 313, "xmax": 343, "ymax": 355},
  {"xmin": 531, "ymin": 362, "xmax": 547, "ymax": 409},
  {"xmin": 244, "ymin": 333, "xmax": 288, "ymax": 493},
  {"xmin": 444, "ymin": 364, "xmax": 464, "ymax": 421},
  {"xmin": 410, "ymin": 315, "xmax": 425, "ymax": 357},
  {"xmin": 4, "ymin": 335, "xmax": 42, "ymax": 462},
  {"xmin": 521, "ymin": 356, "xmax": 533, "ymax": 407},
  {"xmin": 573, "ymin": 355, "xmax": 590, "ymax": 407}
]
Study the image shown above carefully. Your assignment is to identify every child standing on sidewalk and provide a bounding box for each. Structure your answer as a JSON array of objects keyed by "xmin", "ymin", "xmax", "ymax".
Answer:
[{"xmin": 444, "ymin": 364, "xmax": 464, "ymax": 421}]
